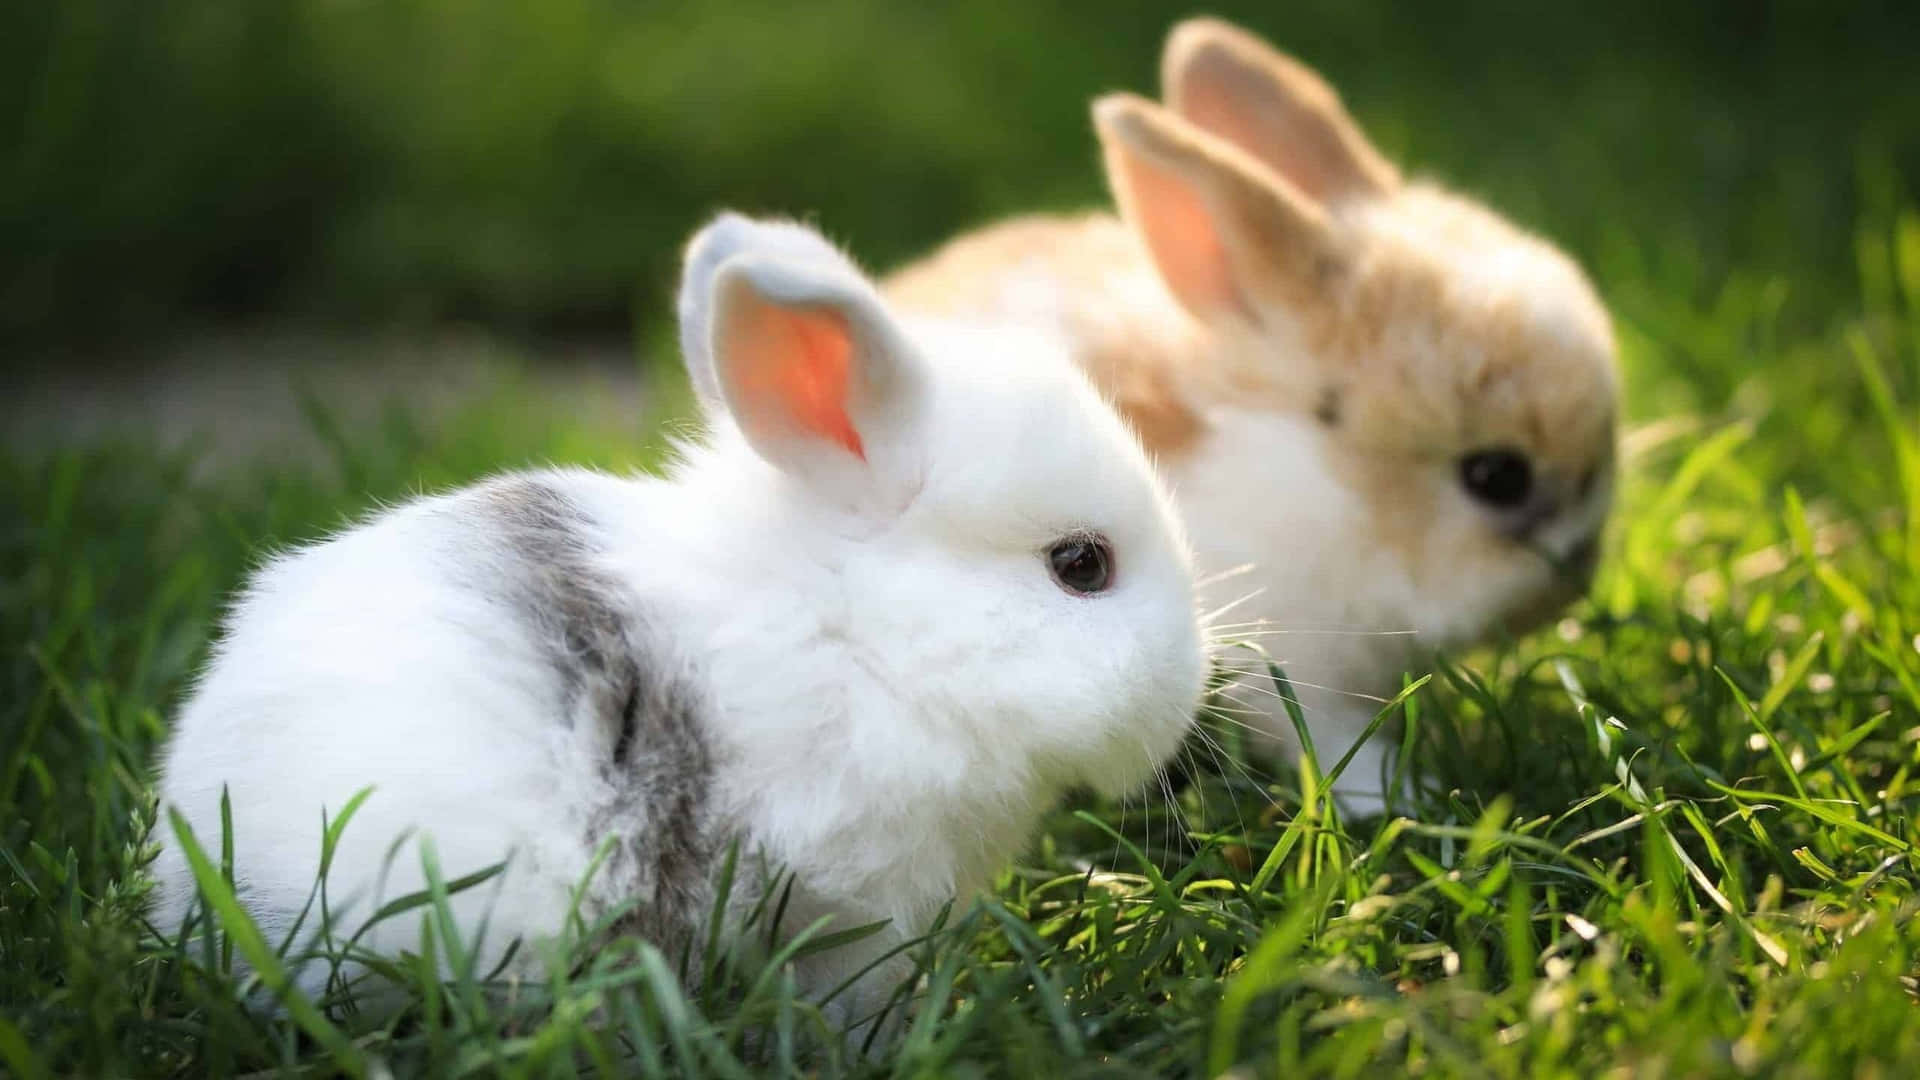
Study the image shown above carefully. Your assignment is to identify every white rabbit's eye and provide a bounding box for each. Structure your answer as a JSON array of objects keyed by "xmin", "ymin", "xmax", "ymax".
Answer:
[
  {"xmin": 1460, "ymin": 449, "xmax": 1533, "ymax": 508},
  {"xmin": 1048, "ymin": 534, "xmax": 1113, "ymax": 595}
]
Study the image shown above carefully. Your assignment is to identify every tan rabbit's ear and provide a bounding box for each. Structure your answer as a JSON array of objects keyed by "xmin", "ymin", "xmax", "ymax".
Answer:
[
  {"xmin": 1094, "ymin": 92, "xmax": 1340, "ymax": 325},
  {"xmin": 1161, "ymin": 17, "xmax": 1398, "ymax": 203}
]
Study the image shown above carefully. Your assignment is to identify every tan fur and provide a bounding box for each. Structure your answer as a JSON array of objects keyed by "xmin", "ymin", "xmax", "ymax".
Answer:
[
  {"xmin": 885, "ymin": 213, "xmax": 1211, "ymax": 458},
  {"xmin": 1303, "ymin": 185, "xmax": 1616, "ymax": 587},
  {"xmin": 1162, "ymin": 16, "xmax": 1399, "ymax": 200},
  {"xmin": 884, "ymin": 19, "xmax": 1621, "ymax": 802},
  {"xmin": 884, "ymin": 41, "xmax": 1616, "ymax": 596}
]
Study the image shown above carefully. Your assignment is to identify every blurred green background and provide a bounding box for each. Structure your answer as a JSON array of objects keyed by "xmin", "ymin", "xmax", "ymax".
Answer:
[{"xmin": 5, "ymin": 0, "xmax": 1917, "ymax": 358}]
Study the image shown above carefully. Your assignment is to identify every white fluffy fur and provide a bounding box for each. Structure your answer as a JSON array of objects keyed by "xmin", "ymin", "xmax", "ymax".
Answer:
[
  {"xmin": 152, "ymin": 215, "xmax": 1205, "ymax": 1024},
  {"xmin": 1175, "ymin": 403, "xmax": 1609, "ymax": 811}
]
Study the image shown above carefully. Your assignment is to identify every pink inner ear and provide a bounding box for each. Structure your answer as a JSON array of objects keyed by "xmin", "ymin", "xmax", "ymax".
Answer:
[
  {"xmin": 732, "ymin": 301, "xmax": 866, "ymax": 460},
  {"xmin": 1110, "ymin": 143, "xmax": 1248, "ymax": 320},
  {"xmin": 1181, "ymin": 78, "xmax": 1334, "ymax": 202}
]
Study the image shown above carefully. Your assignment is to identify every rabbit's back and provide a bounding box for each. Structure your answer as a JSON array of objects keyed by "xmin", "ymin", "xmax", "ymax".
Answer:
[{"xmin": 153, "ymin": 470, "xmax": 718, "ymax": 980}]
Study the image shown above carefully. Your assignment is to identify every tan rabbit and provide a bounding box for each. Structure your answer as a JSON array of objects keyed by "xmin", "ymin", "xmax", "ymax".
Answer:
[{"xmin": 885, "ymin": 17, "xmax": 1619, "ymax": 812}]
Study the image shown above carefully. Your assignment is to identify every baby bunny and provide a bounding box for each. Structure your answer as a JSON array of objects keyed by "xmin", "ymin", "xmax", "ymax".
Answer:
[
  {"xmin": 886, "ymin": 18, "xmax": 1619, "ymax": 813},
  {"xmin": 152, "ymin": 214, "xmax": 1206, "ymax": 1030}
]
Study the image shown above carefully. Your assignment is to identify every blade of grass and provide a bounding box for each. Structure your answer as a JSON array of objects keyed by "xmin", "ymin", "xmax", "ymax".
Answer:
[
  {"xmin": 1208, "ymin": 883, "xmax": 1329, "ymax": 1075},
  {"xmin": 1719, "ymin": 668, "xmax": 1812, "ymax": 802},
  {"xmin": 167, "ymin": 808, "xmax": 365, "ymax": 1072}
]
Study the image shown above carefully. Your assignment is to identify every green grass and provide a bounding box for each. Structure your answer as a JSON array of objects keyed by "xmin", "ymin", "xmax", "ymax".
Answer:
[{"xmin": 6, "ymin": 193, "xmax": 1920, "ymax": 1076}]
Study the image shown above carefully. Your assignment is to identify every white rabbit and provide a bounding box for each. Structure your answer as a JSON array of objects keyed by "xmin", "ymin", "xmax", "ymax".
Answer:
[
  {"xmin": 151, "ymin": 213, "xmax": 1206, "ymax": 1031},
  {"xmin": 886, "ymin": 18, "xmax": 1619, "ymax": 814}
]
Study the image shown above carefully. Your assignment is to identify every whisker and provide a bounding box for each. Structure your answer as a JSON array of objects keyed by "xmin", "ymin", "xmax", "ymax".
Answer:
[
  {"xmin": 1212, "ymin": 679, "xmax": 1316, "ymax": 711},
  {"xmin": 1205, "ymin": 689, "xmax": 1285, "ymax": 717},
  {"xmin": 1190, "ymin": 724, "xmax": 1281, "ymax": 812},
  {"xmin": 1203, "ymin": 616, "xmax": 1417, "ymax": 632},
  {"xmin": 1207, "ymin": 627, "xmax": 1420, "ymax": 640},
  {"xmin": 1208, "ymin": 659, "xmax": 1394, "ymax": 707},
  {"xmin": 1194, "ymin": 561, "xmax": 1259, "ymax": 590},
  {"xmin": 1145, "ymin": 755, "xmax": 1157, "ymax": 866},
  {"xmin": 1167, "ymin": 745, "xmax": 1198, "ymax": 818},
  {"xmin": 1267, "ymin": 678, "xmax": 1393, "ymax": 705},
  {"xmin": 1201, "ymin": 690, "xmax": 1274, "ymax": 715},
  {"xmin": 1154, "ymin": 764, "xmax": 1185, "ymax": 857},
  {"xmin": 1184, "ymin": 737, "xmax": 1253, "ymax": 838},
  {"xmin": 1199, "ymin": 587, "xmax": 1269, "ymax": 627},
  {"xmin": 1201, "ymin": 702, "xmax": 1294, "ymax": 738},
  {"xmin": 1162, "ymin": 761, "xmax": 1199, "ymax": 856}
]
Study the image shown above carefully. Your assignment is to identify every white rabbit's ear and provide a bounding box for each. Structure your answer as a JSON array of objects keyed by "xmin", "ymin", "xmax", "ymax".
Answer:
[
  {"xmin": 1161, "ymin": 18, "xmax": 1398, "ymax": 203},
  {"xmin": 678, "ymin": 213, "xmax": 862, "ymax": 407},
  {"xmin": 1094, "ymin": 92, "xmax": 1341, "ymax": 325},
  {"xmin": 679, "ymin": 216, "xmax": 929, "ymax": 513}
]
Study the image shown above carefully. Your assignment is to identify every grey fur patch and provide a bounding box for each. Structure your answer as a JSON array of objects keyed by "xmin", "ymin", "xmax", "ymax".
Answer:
[{"xmin": 469, "ymin": 475, "xmax": 723, "ymax": 953}]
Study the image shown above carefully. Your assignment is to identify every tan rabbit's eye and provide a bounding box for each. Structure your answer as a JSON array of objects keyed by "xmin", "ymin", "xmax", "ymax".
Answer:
[
  {"xmin": 1460, "ymin": 449, "xmax": 1533, "ymax": 508},
  {"xmin": 1048, "ymin": 534, "xmax": 1114, "ymax": 595}
]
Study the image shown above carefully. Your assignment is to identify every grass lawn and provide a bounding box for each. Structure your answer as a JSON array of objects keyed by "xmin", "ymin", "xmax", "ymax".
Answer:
[{"xmin": 7, "ymin": 17, "xmax": 1920, "ymax": 1072}]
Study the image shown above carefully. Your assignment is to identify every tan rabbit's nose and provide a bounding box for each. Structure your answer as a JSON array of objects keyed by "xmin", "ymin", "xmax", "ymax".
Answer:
[
  {"xmin": 1564, "ymin": 531, "xmax": 1602, "ymax": 582},
  {"xmin": 1499, "ymin": 492, "xmax": 1562, "ymax": 541},
  {"xmin": 1507, "ymin": 459, "xmax": 1611, "ymax": 541}
]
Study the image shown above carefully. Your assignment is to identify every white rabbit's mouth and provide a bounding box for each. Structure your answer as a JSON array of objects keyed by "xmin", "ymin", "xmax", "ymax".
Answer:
[
  {"xmin": 1080, "ymin": 720, "xmax": 1197, "ymax": 800},
  {"xmin": 1067, "ymin": 648, "xmax": 1209, "ymax": 801}
]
